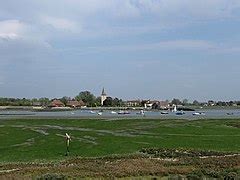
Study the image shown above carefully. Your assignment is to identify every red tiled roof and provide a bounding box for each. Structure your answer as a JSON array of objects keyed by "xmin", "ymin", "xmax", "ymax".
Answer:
[
  {"xmin": 66, "ymin": 100, "xmax": 85, "ymax": 107},
  {"xmin": 50, "ymin": 99, "xmax": 65, "ymax": 107}
]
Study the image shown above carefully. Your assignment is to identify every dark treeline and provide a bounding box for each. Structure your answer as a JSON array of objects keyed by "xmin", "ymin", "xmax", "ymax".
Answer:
[
  {"xmin": 170, "ymin": 98, "xmax": 240, "ymax": 106},
  {"xmin": 0, "ymin": 97, "xmax": 50, "ymax": 106},
  {"xmin": 0, "ymin": 91, "xmax": 124, "ymax": 107},
  {"xmin": 170, "ymin": 98, "xmax": 240, "ymax": 107},
  {"xmin": 75, "ymin": 91, "xmax": 124, "ymax": 107}
]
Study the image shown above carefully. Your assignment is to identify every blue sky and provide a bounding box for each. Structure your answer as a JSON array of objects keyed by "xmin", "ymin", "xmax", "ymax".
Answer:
[{"xmin": 0, "ymin": 0, "xmax": 240, "ymax": 101}]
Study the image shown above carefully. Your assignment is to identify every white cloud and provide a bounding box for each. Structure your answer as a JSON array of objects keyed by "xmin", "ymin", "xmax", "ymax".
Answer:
[
  {"xmin": 1, "ymin": 0, "xmax": 240, "ymax": 40},
  {"xmin": 0, "ymin": 20, "xmax": 25, "ymax": 39}
]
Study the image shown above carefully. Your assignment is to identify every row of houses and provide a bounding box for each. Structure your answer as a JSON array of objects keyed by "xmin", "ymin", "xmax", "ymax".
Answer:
[
  {"xmin": 49, "ymin": 99, "xmax": 86, "ymax": 108},
  {"xmin": 125, "ymin": 100, "xmax": 169, "ymax": 109},
  {"xmin": 35, "ymin": 98, "xmax": 169, "ymax": 109}
]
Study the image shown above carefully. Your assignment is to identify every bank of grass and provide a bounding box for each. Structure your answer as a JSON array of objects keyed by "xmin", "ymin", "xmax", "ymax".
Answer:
[{"xmin": 0, "ymin": 118, "xmax": 239, "ymax": 162}]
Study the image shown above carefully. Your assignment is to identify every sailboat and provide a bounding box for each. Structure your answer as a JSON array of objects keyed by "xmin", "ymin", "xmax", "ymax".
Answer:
[
  {"xmin": 137, "ymin": 110, "xmax": 145, "ymax": 115},
  {"xmin": 172, "ymin": 105, "xmax": 177, "ymax": 112},
  {"xmin": 97, "ymin": 112, "xmax": 102, "ymax": 115},
  {"xmin": 193, "ymin": 112, "xmax": 205, "ymax": 116}
]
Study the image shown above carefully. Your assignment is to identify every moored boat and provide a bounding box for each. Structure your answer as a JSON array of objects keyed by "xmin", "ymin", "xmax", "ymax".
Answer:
[
  {"xmin": 97, "ymin": 112, "xmax": 102, "ymax": 115},
  {"xmin": 161, "ymin": 111, "xmax": 169, "ymax": 115},
  {"xmin": 193, "ymin": 112, "xmax": 205, "ymax": 116},
  {"xmin": 118, "ymin": 110, "xmax": 130, "ymax": 115},
  {"xmin": 176, "ymin": 111, "xmax": 185, "ymax": 115},
  {"xmin": 136, "ymin": 110, "xmax": 145, "ymax": 115}
]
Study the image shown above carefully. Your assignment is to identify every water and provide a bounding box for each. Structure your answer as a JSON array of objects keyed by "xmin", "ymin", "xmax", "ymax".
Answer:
[{"xmin": 0, "ymin": 109, "xmax": 240, "ymax": 119}]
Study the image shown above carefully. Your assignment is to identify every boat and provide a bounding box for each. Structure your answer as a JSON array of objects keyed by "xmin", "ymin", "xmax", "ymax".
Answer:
[
  {"xmin": 176, "ymin": 111, "xmax": 185, "ymax": 115},
  {"xmin": 89, "ymin": 110, "xmax": 96, "ymax": 114},
  {"xmin": 111, "ymin": 111, "xmax": 117, "ymax": 114},
  {"xmin": 161, "ymin": 111, "xmax": 169, "ymax": 115},
  {"xmin": 226, "ymin": 112, "xmax": 234, "ymax": 115},
  {"xmin": 97, "ymin": 112, "xmax": 102, "ymax": 116},
  {"xmin": 193, "ymin": 112, "xmax": 205, "ymax": 116},
  {"xmin": 136, "ymin": 110, "xmax": 145, "ymax": 115},
  {"xmin": 118, "ymin": 110, "xmax": 130, "ymax": 115},
  {"xmin": 172, "ymin": 105, "xmax": 177, "ymax": 112}
]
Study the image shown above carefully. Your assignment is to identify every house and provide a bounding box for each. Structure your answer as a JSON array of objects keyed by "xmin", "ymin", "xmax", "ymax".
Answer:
[
  {"xmin": 146, "ymin": 100, "xmax": 170, "ymax": 109},
  {"xmin": 208, "ymin": 100, "xmax": 216, "ymax": 106},
  {"xmin": 159, "ymin": 101, "xmax": 170, "ymax": 109},
  {"xmin": 66, "ymin": 100, "xmax": 85, "ymax": 108},
  {"xmin": 144, "ymin": 100, "xmax": 153, "ymax": 108},
  {"xmin": 32, "ymin": 101, "xmax": 41, "ymax": 106},
  {"xmin": 125, "ymin": 100, "xmax": 141, "ymax": 107},
  {"xmin": 49, "ymin": 99, "xmax": 65, "ymax": 107}
]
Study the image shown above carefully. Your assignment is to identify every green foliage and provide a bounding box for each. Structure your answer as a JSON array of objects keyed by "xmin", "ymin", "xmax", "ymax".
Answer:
[
  {"xmin": 60, "ymin": 96, "xmax": 71, "ymax": 106},
  {"xmin": 75, "ymin": 91, "xmax": 96, "ymax": 107},
  {"xmin": 182, "ymin": 99, "xmax": 188, "ymax": 106},
  {"xmin": 193, "ymin": 100, "xmax": 200, "ymax": 106},
  {"xmin": 103, "ymin": 97, "xmax": 113, "ymax": 106},
  {"xmin": 103, "ymin": 97, "xmax": 124, "ymax": 107},
  {"xmin": 0, "ymin": 97, "xmax": 51, "ymax": 106},
  {"xmin": 38, "ymin": 97, "xmax": 50, "ymax": 106},
  {"xmin": 0, "ymin": 97, "xmax": 32, "ymax": 106},
  {"xmin": 171, "ymin": 98, "xmax": 182, "ymax": 105}
]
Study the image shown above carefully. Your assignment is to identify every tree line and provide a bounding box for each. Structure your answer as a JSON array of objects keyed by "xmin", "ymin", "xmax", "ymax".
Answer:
[
  {"xmin": 0, "ymin": 93, "xmax": 239, "ymax": 107},
  {"xmin": 170, "ymin": 98, "xmax": 240, "ymax": 106},
  {"xmin": 0, "ymin": 91, "xmax": 124, "ymax": 107}
]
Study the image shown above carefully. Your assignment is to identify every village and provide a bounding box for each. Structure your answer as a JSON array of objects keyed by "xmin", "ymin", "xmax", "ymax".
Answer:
[{"xmin": 1, "ymin": 88, "xmax": 239, "ymax": 112}]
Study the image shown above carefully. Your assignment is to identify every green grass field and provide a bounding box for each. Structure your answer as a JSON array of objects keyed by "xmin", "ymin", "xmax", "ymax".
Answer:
[{"xmin": 0, "ymin": 118, "xmax": 239, "ymax": 162}]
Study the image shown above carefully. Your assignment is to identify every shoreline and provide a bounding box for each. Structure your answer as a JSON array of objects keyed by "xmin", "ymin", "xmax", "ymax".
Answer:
[{"xmin": 0, "ymin": 105, "xmax": 240, "ymax": 111}]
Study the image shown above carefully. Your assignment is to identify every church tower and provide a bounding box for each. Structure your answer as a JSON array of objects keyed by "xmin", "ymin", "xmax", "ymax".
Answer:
[{"xmin": 101, "ymin": 88, "xmax": 107, "ymax": 106}]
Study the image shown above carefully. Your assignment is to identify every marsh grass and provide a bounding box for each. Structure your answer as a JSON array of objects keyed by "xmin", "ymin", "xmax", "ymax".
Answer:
[{"xmin": 0, "ymin": 118, "xmax": 239, "ymax": 162}]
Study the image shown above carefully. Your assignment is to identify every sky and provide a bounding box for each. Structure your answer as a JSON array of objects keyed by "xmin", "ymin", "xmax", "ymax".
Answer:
[{"xmin": 0, "ymin": 0, "xmax": 240, "ymax": 101}]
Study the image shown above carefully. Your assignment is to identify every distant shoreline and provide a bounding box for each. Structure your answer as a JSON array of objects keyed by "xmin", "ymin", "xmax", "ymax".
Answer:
[{"xmin": 0, "ymin": 105, "xmax": 239, "ymax": 112}]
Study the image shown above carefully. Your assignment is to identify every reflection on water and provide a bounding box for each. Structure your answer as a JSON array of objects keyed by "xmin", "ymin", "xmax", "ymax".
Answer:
[{"xmin": 0, "ymin": 109, "xmax": 240, "ymax": 119}]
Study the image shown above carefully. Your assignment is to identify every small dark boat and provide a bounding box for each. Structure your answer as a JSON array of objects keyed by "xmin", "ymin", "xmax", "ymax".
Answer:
[
  {"xmin": 193, "ymin": 112, "xmax": 205, "ymax": 116},
  {"xmin": 176, "ymin": 111, "xmax": 185, "ymax": 115},
  {"xmin": 118, "ymin": 111, "xmax": 130, "ymax": 115}
]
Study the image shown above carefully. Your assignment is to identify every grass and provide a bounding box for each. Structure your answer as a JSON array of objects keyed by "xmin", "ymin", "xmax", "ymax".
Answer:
[{"xmin": 0, "ymin": 118, "xmax": 239, "ymax": 162}]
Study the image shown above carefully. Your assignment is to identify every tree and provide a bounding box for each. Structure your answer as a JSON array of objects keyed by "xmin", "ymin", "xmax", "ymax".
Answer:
[
  {"xmin": 103, "ymin": 97, "xmax": 113, "ymax": 107},
  {"xmin": 75, "ymin": 91, "xmax": 96, "ymax": 107},
  {"xmin": 182, "ymin": 99, "xmax": 188, "ymax": 106},
  {"xmin": 141, "ymin": 100, "xmax": 149, "ymax": 107},
  {"xmin": 193, "ymin": 100, "xmax": 199, "ymax": 106},
  {"xmin": 95, "ymin": 97, "xmax": 101, "ymax": 107},
  {"xmin": 39, "ymin": 97, "xmax": 50, "ymax": 106},
  {"xmin": 112, "ymin": 98, "xmax": 124, "ymax": 107},
  {"xmin": 60, "ymin": 96, "xmax": 71, "ymax": 106},
  {"xmin": 171, "ymin": 98, "xmax": 182, "ymax": 105},
  {"xmin": 152, "ymin": 103, "xmax": 159, "ymax": 109}
]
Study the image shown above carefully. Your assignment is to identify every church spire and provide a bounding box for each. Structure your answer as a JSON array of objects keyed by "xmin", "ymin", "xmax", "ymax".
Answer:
[
  {"xmin": 101, "ymin": 88, "xmax": 107, "ymax": 106},
  {"xmin": 101, "ymin": 87, "xmax": 106, "ymax": 96}
]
